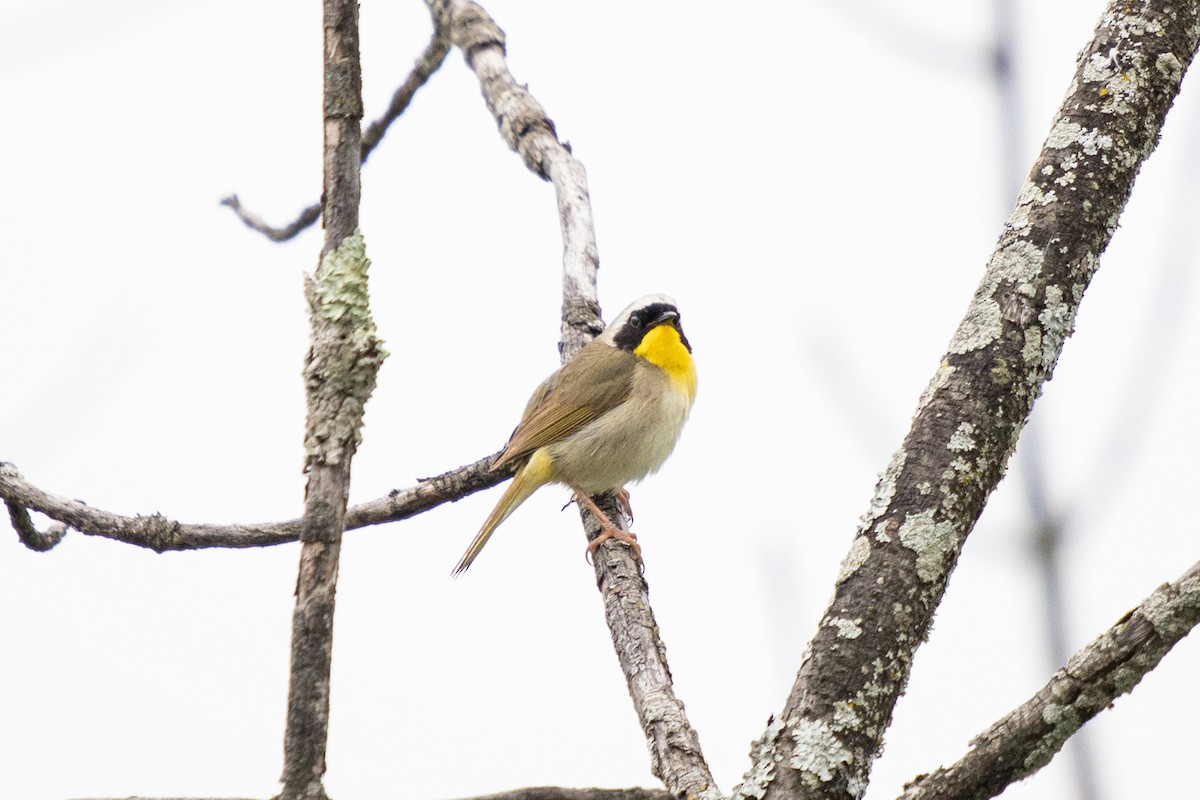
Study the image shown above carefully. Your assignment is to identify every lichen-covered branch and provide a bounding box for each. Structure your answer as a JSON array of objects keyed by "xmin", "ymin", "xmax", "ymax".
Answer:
[
  {"xmin": 899, "ymin": 559, "xmax": 1200, "ymax": 800},
  {"xmin": 0, "ymin": 456, "xmax": 505, "ymax": 552},
  {"xmin": 221, "ymin": 22, "xmax": 450, "ymax": 242},
  {"xmin": 432, "ymin": 2, "xmax": 716, "ymax": 797},
  {"xmin": 279, "ymin": 1, "xmax": 382, "ymax": 798},
  {"xmin": 739, "ymin": 3, "xmax": 1200, "ymax": 800}
]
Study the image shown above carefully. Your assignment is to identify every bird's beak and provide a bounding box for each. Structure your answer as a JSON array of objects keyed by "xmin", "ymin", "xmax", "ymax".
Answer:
[{"xmin": 646, "ymin": 309, "xmax": 679, "ymax": 330}]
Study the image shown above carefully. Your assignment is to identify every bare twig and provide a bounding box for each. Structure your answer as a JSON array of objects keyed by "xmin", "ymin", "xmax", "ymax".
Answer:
[
  {"xmin": 0, "ymin": 456, "xmax": 506, "ymax": 552},
  {"xmin": 220, "ymin": 195, "xmax": 322, "ymax": 243},
  {"xmin": 278, "ymin": 1, "xmax": 382, "ymax": 798},
  {"xmin": 431, "ymin": 1, "xmax": 716, "ymax": 797},
  {"xmin": 361, "ymin": 27, "xmax": 451, "ymax": 162},
  {"xmin": 734, "ymin": 3, "xmax": 1200, "ymax": 799},
  {"xmin": 347, "ymin": 449, "xmax": 509, "ymax": 527},
  {"xmin": 221, "ymin": 24, "xmax": 450, "ymax": 242},
  {"xmin": 899, "ymin": 559, "xmax": 1200, "ymax": 800}
]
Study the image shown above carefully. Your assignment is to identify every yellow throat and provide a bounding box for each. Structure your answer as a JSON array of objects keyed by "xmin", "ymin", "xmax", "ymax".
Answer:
[{"xmin": 634, "ymin": 324, "xmax": 698, "ymax": 403}]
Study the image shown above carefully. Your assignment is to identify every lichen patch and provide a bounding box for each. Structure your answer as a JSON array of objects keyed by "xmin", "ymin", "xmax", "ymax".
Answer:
[
  {"xmin": 897, "ymin": 509, "xmax": 957, "ymax": 583},
  {"xmin": 1155, "ymin": 52, "xmax": 1183, "ymax": 84},
  {"xmin": 731, "ymin": 717, "xmax": 786, "ymax": 800},
  {"xmin": 789, "ymin": 718, "xmax": 853, "ymax": 785},
  {"xmin": 948, "ymin": 422, "xmax": 977, "ymax": 452},
  {"xmin": 838, "ymin": 536, "xmax": 872, "ymax": 584},
  {"xmin": 857, "ymin": 449, "xmax": 906, "ymax": 535},
  {"xmin": 915, "ymin": 362, "xmax": 955, "ymax": 414},
  {"xmin": 829, "ymin": 617, "xmax": 864, "ymax": 639},
  {"xmin": 949, "ymin": 297, "xmax": 1002, "ymax": 354},
  {"xmin": 1037, "ymin": 284, "xmax": 1076, "ymax": 379}
]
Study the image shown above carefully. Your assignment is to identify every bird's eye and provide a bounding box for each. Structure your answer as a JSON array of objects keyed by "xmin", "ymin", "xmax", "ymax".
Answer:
[{"xmin": 630, "ymin": 314, "xmax": 642, "ymax": 329}]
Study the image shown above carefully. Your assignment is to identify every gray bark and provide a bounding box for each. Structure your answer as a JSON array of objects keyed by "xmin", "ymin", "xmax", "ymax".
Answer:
[{"xmin": 743, "ymin": 2, "xmax": 1200, "ymax": 798}]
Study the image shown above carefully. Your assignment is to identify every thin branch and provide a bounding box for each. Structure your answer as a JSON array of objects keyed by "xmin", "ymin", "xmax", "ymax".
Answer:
[
  {"xmin": 221, "ymin": 24, "xmax": 450, "ymax": 242},
  {"xmin": 0, "ymin": 456, "xmax": 507, "ymax": 552},
  {"xmin": 431, "ymin": 1, "xmax": 716, "ymax": 797},
  {"xmin": 361, "ymin": 27, "xmax": 451, "ymax": 162},
  {"xmin": 899, "ymin": 559, "xmax": 1200, "ymax": 800},
  {"xmin": 220, "ymin": 195, "xmax": 321, "ymax": 243},
  {"xmin": 736, "ymin": 2, "xmax": 1200, "ymax": 799},
  {"xmin": 350, "ymin": 449, "xmax": 511, "ymax": 527}
]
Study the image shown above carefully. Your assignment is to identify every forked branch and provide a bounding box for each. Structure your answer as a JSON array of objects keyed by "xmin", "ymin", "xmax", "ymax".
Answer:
[
  {"xmin": 737, "ymin": 2, "xmax": 1200, "ymax": 799},
  {"xmin": 0, "ymin": 456, "xmax": 507, "ymax": 552}
]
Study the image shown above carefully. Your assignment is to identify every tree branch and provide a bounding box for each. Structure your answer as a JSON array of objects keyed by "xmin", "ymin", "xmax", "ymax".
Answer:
[
  {"xmin": 0, "ymin": 456, "xmax": 506, "ymax": 552},
  {"xmin": 899, "ymin": 559, "xmax": 1200, "ymax": 800},
  {"xmin": 279, "ymin": 1, "xmax": 382, "ymax": 798},
  {"xmin": 220, "ymin": 195, "xmax": 322, "ymax": 243},
  {"xmin": 70, "ymin": 788, "xmax": 671, "ymax": 800},
  {"xmin": 588, "ymin": 509, "xmax": 721, "ymax": 800},
  {"xmin": 738, "ymin": 3, "xmax": 1200, "ymax": 799},
  {"xmin": 221, "ymin": 22, "xmax": 450, "ymax": 242},
  {"xmin": 429, "ymin": 0, "xmax": 602, "ymax": 356},
  {"xmin": 431, "ymin": 1, "xmax": 716, "ymax": 797},
  {"xmin": 0, "ymin": 461, "xmax": 299, "ymax": 550},
  {"xmin": 361, "ymin": 27, "xmax": 451, "ymax": 164}
]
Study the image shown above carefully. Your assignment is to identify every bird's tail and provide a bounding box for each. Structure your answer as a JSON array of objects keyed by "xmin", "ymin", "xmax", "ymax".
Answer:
[{"xmin": 452, "ymin": 451, "xmax": 551, "ymax": 575}]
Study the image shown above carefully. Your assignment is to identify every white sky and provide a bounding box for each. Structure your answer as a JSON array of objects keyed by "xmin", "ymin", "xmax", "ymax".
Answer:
[{"xmin": 2, "ymin": 1, "xmax": 1199, "ymax": 799}]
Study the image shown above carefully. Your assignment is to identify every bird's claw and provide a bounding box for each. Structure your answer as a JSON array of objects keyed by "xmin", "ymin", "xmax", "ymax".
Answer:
[{"xmin": 585, "ymin": 527, "xmax": 642, "ymax": 567}]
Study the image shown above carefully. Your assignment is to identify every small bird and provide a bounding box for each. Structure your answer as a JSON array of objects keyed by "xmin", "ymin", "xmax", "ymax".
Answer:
[{"xmin": 452, "ymin": 294, "xmax": 697, "ymax": 574}]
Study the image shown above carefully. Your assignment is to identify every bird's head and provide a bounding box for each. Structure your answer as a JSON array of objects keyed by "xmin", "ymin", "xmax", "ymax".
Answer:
[
  {"xmin": 600, "ymin": 294, "xmax": 695, "ymax": 401},
  {"xmin": 601, "ymin": 294, "xmax": 691, "ymax": 354}
]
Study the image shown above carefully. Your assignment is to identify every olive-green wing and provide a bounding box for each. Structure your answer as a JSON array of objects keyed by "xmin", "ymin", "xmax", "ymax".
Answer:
[{"xmin": 491, "ymin": 343, "xmax": 635, "ymax": 472}]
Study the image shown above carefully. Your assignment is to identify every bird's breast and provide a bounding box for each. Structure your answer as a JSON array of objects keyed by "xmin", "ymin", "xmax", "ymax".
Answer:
[{"xmin": 545, "ymin": 361, "xmax": 693, "ymax": 494}]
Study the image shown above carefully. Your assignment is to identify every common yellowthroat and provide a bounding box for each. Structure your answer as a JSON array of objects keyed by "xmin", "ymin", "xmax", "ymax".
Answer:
[{"xmin": 452, "ymin": 294, "xmax": 697, "ymax": 574}]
